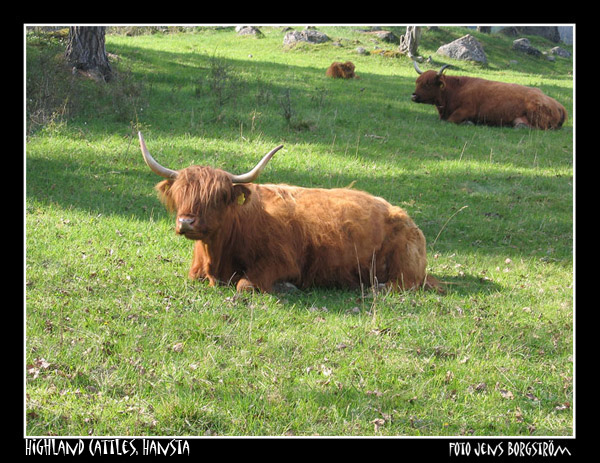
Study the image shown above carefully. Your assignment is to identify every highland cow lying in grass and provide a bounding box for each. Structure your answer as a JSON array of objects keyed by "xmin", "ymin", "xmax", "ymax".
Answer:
[
  {"xmin": 326, "ymin": 61, "xmax": 359, "ymax": 79},
  {"xmin": 411, "ymin": 61, "xmax": 567, "ymax": 129},
  {"xmin": 140, "ymin": 132, "xmax": 440, "ymax": 293}
]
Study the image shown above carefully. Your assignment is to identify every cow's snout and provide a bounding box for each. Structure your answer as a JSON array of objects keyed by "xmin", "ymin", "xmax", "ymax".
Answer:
[
  {"xmin": 411, "ymin": 93, "xmax": 420, "ymax": 102},
  {"xmin": 176, "ymin": 216, "xmax": 196, "ymax": 234},
  {"xmin": 176, "ymin": 215, "xmax": 210, "ymax": 239}
]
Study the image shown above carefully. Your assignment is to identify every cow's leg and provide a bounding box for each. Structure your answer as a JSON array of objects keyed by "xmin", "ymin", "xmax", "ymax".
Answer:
[
  {"xmin": 445, "ymin": 108, "xmax": 473, "ymax": 125},
  {"xmin": 513, "ymin": 116, "xmax": 530, "ymax": 128},
  {"xmin": 189, "ymin": 261, "xmax": 218, "ymax": 287},
  {"xmin": 234, "ymin": 265, "xmax": 275, "ymax": 292},
  {"xmin": 189, "ymin": 241, "xmax": 208, "ymax": 280},
  {"xmin": 236, "ymin": 258, "xmax": 300, "ymax": 293},
  {"xmin": 236, "ymin": 277, "xmax": 256, "ymax": 292},
  {"xmin": 236, "ymin": 274, "xmax": 277, "ymax": 293},
  {"xmin": 189, "ymin": 241, "xmax": 238, "ymax": 287}
]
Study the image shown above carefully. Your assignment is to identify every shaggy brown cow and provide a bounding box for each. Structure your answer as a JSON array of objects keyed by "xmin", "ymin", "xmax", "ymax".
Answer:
[
  {"xmin": 326, "ymin": 61, "xmax": 359, "ymax": 79},
  {"xmin": 411, "ymin": 62, "xmax": 567, "ymax": 129},
  {"xmin": 139, "ymin": 132, "xmax": 440, "ymax": 293}
]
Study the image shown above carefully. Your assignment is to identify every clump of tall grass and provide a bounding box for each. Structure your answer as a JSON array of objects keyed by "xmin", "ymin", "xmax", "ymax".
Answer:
[{"xmin": 26, "ymin": 30, "xmax": 147, "ymax": 135}]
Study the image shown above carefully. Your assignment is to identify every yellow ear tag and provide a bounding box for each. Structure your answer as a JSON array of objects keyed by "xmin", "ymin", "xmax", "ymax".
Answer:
[{"xmin": 237, "ymin": 193, "xmax": 246, "ymax": 205}]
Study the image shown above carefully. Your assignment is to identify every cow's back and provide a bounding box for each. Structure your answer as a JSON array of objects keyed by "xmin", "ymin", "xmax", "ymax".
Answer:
[
  {"xmin": 255, "ymin": 184, "xmax": 425, "ymax": 288},
  {"xmin": 447, "ymin": 76, "xmax": 566, "ymax": 128}
]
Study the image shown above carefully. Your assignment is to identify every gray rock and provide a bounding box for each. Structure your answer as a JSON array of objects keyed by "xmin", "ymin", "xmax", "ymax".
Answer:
[
  {"xmin": 512, "ymin": 38, "xmax": 542, "ymax": 56},
  {"xmin": 362, "ymin": 30, "xmax": 399, "ymax": 44},
  {"xmin": 283, "ymin": 29, "xmax": 330, "ymax": 46},
  {"xmin": 236, "ymin": 26, "xmax": 263, "ymax": 37},
  {"xmin": 437, "ymin": 34, "xmax": 487, "ymax": 64},
  {"xmin": 550, "ymin": 46, "xmax": 571, "ymax": 58}
]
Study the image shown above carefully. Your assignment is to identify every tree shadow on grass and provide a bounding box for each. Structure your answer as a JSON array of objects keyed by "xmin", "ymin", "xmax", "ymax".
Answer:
[{"xmin": 26, "ymin": 39, "xmax": 573, "ymax": 285}]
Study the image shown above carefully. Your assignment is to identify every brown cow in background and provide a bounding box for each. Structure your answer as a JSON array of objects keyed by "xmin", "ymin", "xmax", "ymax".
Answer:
[
  {"xmin": 326, "ymin": 61, "xmax": 359, "ymax": 79},
  {"xmin": 139, "ymin": 132, "xmax": 440, "ymax": 293},
  {"xmin": 411, "ymin": 62, "xmax": 567, "ymax": 129}
]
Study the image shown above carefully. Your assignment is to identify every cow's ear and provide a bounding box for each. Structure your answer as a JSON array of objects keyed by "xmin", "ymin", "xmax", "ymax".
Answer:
[
  {"xmin": 438, "ymin": 75, "xmax": 446, "ymax": 90},
  {"xmin": 155, "ymin": 179, "xmax": 176, "ymax": 211},
  {"xmin": 232, "ymin": 184, "xmax": 251, "ymax": 206}
]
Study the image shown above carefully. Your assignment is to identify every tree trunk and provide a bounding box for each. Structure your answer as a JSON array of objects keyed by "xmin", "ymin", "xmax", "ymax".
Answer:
[
  {"xmin": 398, "ymin": 26, "xmax": 422, "ymax": 59},
  {"xmin": 65, "ymin": 26, "xmax": 112, "ymax": 82}
]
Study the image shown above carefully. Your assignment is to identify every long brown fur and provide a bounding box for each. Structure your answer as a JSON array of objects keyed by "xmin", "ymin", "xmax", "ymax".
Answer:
[
  {"xmin": 326, "ymin": 61, "xmax": 359, "ymax": 79},
  {"xmin": 411, "ymin": 70, "xmax": 566, "ymax": 129},
  {"xmin": 155, "ymin": 166, "xmax": 439, "ymax": 293}
]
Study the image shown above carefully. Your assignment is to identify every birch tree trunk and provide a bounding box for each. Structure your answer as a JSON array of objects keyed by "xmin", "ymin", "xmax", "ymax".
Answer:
[
  {"xmin": 65, "ymin": 26, "xmax": 112, "ymax": 82},
  {"xmin": 398, "ymin": 26, "xmax": 422, "ymax": 59}
]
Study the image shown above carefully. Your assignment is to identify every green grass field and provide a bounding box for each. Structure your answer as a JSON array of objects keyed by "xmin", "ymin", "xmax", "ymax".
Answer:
[{"xmin": 25, "ymin": 26, "xmax": 573, "ymax": 436}]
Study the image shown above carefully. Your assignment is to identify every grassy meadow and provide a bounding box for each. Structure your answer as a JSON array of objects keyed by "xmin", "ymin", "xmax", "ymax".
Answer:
[{"xmin": 25, "ymin": 26, "xmax": 573, "ymax": 437}]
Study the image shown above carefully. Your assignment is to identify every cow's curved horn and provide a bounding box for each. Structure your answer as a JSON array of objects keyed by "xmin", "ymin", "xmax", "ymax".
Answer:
[
  {"xmin": 412, "ymin": 60, "xmax": 424, "ymax": 75},
  {"xmin": 139, "ymin": 132, "xmax": 179, "ymax": 179},
  {"xmin": 229, "ymin": 144, "xmax": 283, "ymax": 184},
  {"xmin": 437, "ymin": 64, "xmax": 452, "ymax": 76}
]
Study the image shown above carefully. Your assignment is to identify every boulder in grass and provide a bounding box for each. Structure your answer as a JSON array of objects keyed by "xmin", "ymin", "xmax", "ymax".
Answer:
[
  {"xmin": 236, "ymin": 26, "xmax": 263, "ymax": 37},
  {"xmin": 512, "ymin": 38, "xmax": 542, "ymax": 57},
  {"xmin": 283, "ymin": 29, "xmax": 330, "ymax": 46},
  {"xmin": 550, "ymin": 46, "xmax": 571, "ymax": 58},
  {"xmin": 436, "ymin": 34, "xmax": 487, "ymax": 64},
  {"xmin": 362, "ymin": 30, "xmax": 399, "ymax": 44}
]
